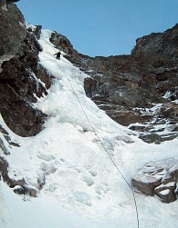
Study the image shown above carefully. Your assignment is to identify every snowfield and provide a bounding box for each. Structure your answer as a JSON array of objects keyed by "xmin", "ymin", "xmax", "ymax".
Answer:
[{"xmin": 0, "ymin": 28, "xmax": 178, "ymax": 228}]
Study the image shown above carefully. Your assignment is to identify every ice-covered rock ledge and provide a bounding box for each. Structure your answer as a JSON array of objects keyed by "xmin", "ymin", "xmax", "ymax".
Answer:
[
  {"xmin": 0, "ymin": 123, "xmax": 38, "ymax": 197},
  {"xmin": 132, "ymin": 158, "xmax": 178, "ymax": 203}
]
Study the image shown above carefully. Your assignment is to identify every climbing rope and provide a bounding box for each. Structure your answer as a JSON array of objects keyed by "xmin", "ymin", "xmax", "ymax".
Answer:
[{"xmin": 65, "ymin": 76, "xmax": 140, "ymax": 228}]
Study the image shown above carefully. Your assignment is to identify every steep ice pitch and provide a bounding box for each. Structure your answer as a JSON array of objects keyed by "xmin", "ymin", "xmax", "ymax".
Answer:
[{"xmin": 1, "ymin": 28, "xmax": 178, "ymax": 227}]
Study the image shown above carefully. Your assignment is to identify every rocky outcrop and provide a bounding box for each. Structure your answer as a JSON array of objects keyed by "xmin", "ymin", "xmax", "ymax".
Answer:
[
  {"xmin": 0, "ymin": 155, "xmax": 39, "ymax": 197},
  {"xmin": 131, "ymin": 24, "xmax": 178, "ymax": 57},
  {"xmin": 0, "ymin": 137, "xmax": 39, "ymax": 197},
  {"xmin": 50, "ymin": 31, "xmax": 77, "ymax": 55},
  {"xmin": 62, "ymin": 24, "xmax": 178, "ymax": 143},
  {"xmin": 0, "ymin": 3, "xmax": 52, "ymax": 137},
  {"xmin": 0, "ymin": 1, "xmax": 25, "ymax": 72},
  {"xmin": 132, "ymin": 158, "xmax": 178, "ymax": 203}
]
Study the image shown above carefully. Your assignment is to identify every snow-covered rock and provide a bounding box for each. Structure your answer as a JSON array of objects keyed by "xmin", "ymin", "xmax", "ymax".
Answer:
[{"xmin": 132, "ymin": 158, "xmax": 178, "ymax": 203}]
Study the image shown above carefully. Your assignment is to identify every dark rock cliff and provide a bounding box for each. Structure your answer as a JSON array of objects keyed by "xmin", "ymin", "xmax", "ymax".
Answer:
[{"xmin": 0, "ymin": 2, "xmax": 52, "ymax": 137}]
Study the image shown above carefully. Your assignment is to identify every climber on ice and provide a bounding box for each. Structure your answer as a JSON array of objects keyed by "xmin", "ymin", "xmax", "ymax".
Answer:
[{"xmin": 54, "ymin": 52, "xmax": 61, "ymax": 60}]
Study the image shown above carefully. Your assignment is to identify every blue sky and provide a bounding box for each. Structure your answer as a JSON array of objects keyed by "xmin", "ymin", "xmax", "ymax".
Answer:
[{"xmin": 17, "ymin": 0, "xmax": 178, "ymax": 57}]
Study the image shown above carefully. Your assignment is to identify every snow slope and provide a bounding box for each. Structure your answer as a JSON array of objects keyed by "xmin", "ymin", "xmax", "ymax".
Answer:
[{"xmin": 0, "ymin": 28, "xmax": 178, "ymax": 227}]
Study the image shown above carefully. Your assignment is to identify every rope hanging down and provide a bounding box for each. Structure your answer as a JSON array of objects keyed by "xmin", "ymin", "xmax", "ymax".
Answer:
[{"xmin": 66, "ymin": 76, "xmax": 140, "ymax": 228}]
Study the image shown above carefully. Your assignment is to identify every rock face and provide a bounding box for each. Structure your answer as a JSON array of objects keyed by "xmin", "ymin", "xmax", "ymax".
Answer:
[
  {"xmin": 132, "ymin": 158, "xmax": 178, "ymax": 203},
  {"xmin": 0, "ymin": 2, "xmax": 52, "ymax": 136},
  {"xmin": 64, "ymin": 24, "xmax": 178, "ymax": 143},
  {"xmin": 132, "ymin": 25, "xmax": 178, "ymax": 57},
  {"xmin": 0, "ymin": 2, "xmax": 25, "ymax": 72}
]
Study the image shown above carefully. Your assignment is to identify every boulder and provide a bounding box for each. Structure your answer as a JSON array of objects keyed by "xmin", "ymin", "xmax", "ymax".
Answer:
[
  {"xmin": 28, "ymin": 188, "xmax": 37, "ymax": 197},
  {"xmin": 132, "ymin": 158, "xmax": 178, "ymax": 203},
  {"xmin": 139, "ymin": 133, "xmax": 162, "ymax": 144},
  {"xmin": 132, "ymin": 176, "xmax": 162, "ymax": 196},
  {"xmin": 169, "ymin": 164, "xmax": 178, "ymax": 180},
  {"xmin": 13, "ymin": 185, "xmax": 26, "ymax": 195},
  {"xmin": 154, "ymin": 183, "xmax": 176, "ymax": 203}
]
